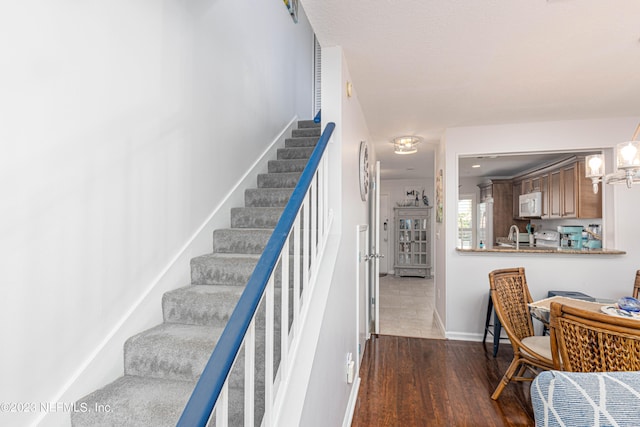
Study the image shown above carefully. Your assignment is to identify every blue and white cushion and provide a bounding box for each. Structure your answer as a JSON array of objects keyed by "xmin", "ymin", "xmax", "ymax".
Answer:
[{"xmin": 531, "ymin": 371, "xmax": 640, "ymax": 427}]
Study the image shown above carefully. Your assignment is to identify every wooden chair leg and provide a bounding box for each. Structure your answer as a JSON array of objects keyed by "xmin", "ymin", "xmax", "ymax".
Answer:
[
  {"xmin": 515, "ymin": 363, "xmax": 528, "ymax": 379},
  {"xmin": 491, "ymin": 356, "xmax": 522, "ymax": 400}
]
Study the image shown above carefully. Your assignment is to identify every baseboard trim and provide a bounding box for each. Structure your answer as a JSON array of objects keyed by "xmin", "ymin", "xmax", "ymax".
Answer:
[
  {"xmin": 445, "ymin": 331, "xmax": 486, "ymax": 342},
  {"xmin": 38, "ymin": 116, "xmax": 299, "ymax": 427},
  {"xmin": 342, "ymin": 376, "xmax": 361, "ymax": 427}
]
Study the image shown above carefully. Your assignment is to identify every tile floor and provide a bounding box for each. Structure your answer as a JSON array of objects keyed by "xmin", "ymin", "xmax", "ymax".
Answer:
[{"xmin": 378, "ymin": 274, "xmax": 445, "ymax": 339}]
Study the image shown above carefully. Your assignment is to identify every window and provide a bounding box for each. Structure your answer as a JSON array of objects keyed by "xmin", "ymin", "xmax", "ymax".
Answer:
[{"xmin": 457, "ymin": 195, "xmax": 474, "ymax": 249}]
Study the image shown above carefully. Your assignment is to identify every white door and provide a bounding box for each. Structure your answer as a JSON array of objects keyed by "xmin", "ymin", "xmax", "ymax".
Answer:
[{"xmin": 369, "ymin": 161, "xmax": 381, "ymax": 335}]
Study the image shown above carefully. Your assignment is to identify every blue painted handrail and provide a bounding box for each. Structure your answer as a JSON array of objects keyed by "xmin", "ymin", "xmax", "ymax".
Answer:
[
  {"xmin": 313, "ymin": 110, "xmax": 321, "ymax": 123},
  {"xmin": 177, "ymin": 122, "xmax": 335, "ymax": 427}
]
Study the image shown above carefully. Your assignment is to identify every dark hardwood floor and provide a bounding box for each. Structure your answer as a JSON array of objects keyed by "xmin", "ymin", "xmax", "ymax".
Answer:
[{"xmin": 351, "ymin": 335, "xmax": 535, "ymax": 427}]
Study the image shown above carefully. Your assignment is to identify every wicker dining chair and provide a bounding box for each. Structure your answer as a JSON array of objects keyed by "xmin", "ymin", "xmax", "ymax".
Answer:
[
  {"xmin": 488, "ymin": 267, "xmax": 554, "ymax": 400},
  {"xmin": 633, "ymin": 270, "xmax": 640, "ymax": 300},
  {"xmin": 548, "ymin": 301, "xmax": 640, "ymax": 372}
]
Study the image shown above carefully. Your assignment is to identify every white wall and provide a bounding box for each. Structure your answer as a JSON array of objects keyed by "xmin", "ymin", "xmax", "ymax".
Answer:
[
  {"xmin": 380, "ymin": 178, "xmax": 434, "ymax": 274},
  {"xmin": 0, "ymin": 2, "xmax": 314, "ymax": 426},
  {"xmin": 434, "ymin": 138, "xmax": 448, "ymax": 330},
  {"xmin": 441, "ymin": 117, "xmax": 640, "ymax": 341},
  {"xmin": 299, "ymin": 46, "xmax": 372, "ymax": 427}
]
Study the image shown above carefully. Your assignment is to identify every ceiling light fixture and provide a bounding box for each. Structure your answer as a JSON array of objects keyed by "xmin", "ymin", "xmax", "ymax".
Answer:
[
  {"xmin": 472, "ymin": 164, "xmax": 481, "ymax": 168},
  {"xmin": 393, "ymin": 136, "xmax": 421, "ymax": 155},
  {"xmin": 585, "ymin": 123, "xmax": 640, "ymax": 193}
]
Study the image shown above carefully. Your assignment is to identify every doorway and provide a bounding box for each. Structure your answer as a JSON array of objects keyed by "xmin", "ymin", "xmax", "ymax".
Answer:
[{"xmin": 377, "ymin": 182, "xmax": 443, "ymax": 339}]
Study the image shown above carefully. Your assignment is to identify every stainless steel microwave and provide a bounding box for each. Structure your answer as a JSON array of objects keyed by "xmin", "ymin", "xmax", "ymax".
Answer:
[{"xmin": 519, "ymin": 191, "xmax": 542, "ymax": 217}]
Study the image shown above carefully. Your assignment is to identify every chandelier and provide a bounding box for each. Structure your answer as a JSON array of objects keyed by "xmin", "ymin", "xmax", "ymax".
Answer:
[
  {"xmin": 585, "ymin": 123, "xmax": 640, "ymax": 193},
  {"xmin": 393, "ymin": 136, "xmax": 421, "ymax": 155}
]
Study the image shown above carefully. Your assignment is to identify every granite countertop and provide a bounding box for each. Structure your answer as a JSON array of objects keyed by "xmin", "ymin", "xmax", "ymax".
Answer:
[{"xmin": 457, "ymin": 246, "xmax": 626, "ymax": 255}]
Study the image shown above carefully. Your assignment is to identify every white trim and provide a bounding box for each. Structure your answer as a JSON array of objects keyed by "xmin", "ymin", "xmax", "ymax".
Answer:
[
  {"xmin": 445, "ymin": 332, "xmax": 484, "ymax": 341},
  {"xmin": 373, "ymin": 161, "xmax": 380, "ymax": 336},
  {"xmin": 313, "ymin": 35, "xmax": 322, "ymax": 115},
  {"xmin": 272, "ymin": 222, "xmax": 339, "ymax": 427},
  {"xmin": 39, "ymin": 116, "xmax": 299, "ymax": 427},
  {"xmin": 434, "ymin": 308, "xmax": 446, "ymax": 338},
  {"xmin": 342, "ymin": 376, "xmax": 361, "ymax": 427},
  {"xmin": 356, "ymin": 224, "xmax": 369, "ymax": 366}
]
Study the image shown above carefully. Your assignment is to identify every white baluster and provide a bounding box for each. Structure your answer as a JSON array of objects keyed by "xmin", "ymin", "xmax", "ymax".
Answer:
[
  {"xmin": 293, "ymin": 216, "xmax": 301, "ymax": 336},
  {"xmin": 302, "ymin": 193, "xmax": 310, "ymax": 303},
  {"xmin": 281, "ymin": 239, "xmax": 289, "ymax": 378},
  {"xmin": 264, "ymin": 275, "xmax": 274, "ymax": 426},
  {"xmin": 323, "ymin": 153, "xmax": 329, "ymax": 237},
  {"xmin": 311, "ymin": 173, "xmax": 318, "ymax": 270},
  {"xmin": 244, "ymin": 320, "xmax": 255, "ymax": 427},
  {"xmin": 215, "ymin": 383, "xmax": 228, "ymax": 427},
  {"xmin": 318, "ymin": 157, "xmax": 324, "ymax": 247}
]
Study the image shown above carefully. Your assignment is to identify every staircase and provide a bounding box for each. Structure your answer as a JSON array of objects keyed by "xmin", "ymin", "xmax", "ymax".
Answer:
[{"xmin": 72, "ymin": 120, "xmax": 321, "ymax": 427}]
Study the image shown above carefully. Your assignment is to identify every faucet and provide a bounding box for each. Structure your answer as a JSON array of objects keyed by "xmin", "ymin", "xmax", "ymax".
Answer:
[{"xmin": 509, "ymin": 225, "xmax": 520, "ymax": 250}]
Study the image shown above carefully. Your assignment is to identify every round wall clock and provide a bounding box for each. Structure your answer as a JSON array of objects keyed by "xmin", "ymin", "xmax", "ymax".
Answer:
[{"xmin": 359, "ymin": 141, "xmax": 369, "ymax": 201}]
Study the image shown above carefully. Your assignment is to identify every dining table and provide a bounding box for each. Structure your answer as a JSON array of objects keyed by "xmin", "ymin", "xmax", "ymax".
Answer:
[{"xmin": 528, "ymin": 295, "xmax": 638, "ymax": 330}]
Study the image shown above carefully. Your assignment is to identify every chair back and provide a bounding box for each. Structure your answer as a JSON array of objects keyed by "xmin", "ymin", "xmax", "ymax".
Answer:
[
  {"xmin": 489, "ymin": 267, "xmax": 535, "ymax": 344},
  {"xmin": 549, "ymin": 301, "xmax": 640, "ymax": 372},
  {"xmin": 633, "ymin": 270, "xmax": 640, "ymax": 300}
]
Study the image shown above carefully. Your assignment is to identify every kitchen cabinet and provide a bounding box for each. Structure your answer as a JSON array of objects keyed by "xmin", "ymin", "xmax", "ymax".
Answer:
[
  {"xmin": 515, "ymin": 174, "xmax": 548, "ymax": 218},
  {"xmin": 553, "ymin": 158, "xmax": 600, "ymax": 219},
  {"xmin": 539, "ymin": 174, "xmax": 549, "ymax": 218},
  {"xmin": 394, "ymin": 207, "xmax": 432, "ymax": 278},
  {"xmin": 512, "ymin": 181, "xmax": 522, "ymax": 217},
  {"xmin": 576, "ymin": 160, "xmax": 602, "ymax": 218},
  {"xmin": 562, "ymin": 163, "xmax": 577, "ymax": 217},
  {"xmin": 549, "ymin": 169, "xmax": 562, "ymax": 218},
  {"xmin": 531, "ymin": 176, "xmax": 541, "ymax": 192},
  {"xmin": 515, "ymin": 156, "xmax": 600, "ymax": 219}
]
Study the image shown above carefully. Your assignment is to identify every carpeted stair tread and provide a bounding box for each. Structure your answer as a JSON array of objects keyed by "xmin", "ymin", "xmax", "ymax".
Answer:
[
  {"xmin": 296, "ymin": 120, "xmax": 319, "ymax": 129},
  {"xmin": 191, "ymin": 253, "xmax": 260, "ymax": 286},
  {"xmin": 230, "ymin": 207, "xmax": 284, "ymax": 229},
  {"xmin": 164, "ymin": 284, "xmax": 289, "ymax": 336},
  {"xmin": 245, "ymin": 188, "xmax": 293, "ymax": 207},
  {"xmin": 71, "ymin": 375, "xmax": 195, "ymax": 427},
  {"xmin": 212, "ymin": 228, "xmax": 274, "ymax": 254},
  {"xmin": 277, "ymin": 146, "xmax": 315, "ymax": 160},
  {"xmin": 284, "ymin": 136, "xmax": 318, "ymax": 148},
  {"xmin": 258, "ymin": 172, "xmax": 302, "ymax": 188},
  {"xmin": 124, "ymin": 323, "xmax": 223, "ymax": 382},
  {"xmin": 163, "ymin": 285, "xmax": 244, "ymax": 326},
  {"xmin": 267, "ymin": 159, "xmax": 308, "ymax": 173},
  {"xmin": 292, "ymin": 127, "xmax": 321, "ymax": 138}
]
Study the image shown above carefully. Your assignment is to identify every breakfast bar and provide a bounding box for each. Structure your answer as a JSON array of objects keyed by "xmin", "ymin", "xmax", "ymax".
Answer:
[{"xmin": 456, "ymin": 247, "xmax": 625, "ymax": 255}]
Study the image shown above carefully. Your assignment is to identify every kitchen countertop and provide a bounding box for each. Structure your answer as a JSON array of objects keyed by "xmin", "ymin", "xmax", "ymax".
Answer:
[{"xmin": 457, "ymin": 246, "xmax": 626, "ymax": 255}]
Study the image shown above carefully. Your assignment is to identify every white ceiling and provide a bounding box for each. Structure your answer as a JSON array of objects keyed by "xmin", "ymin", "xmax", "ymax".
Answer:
[
  {"xmin": 458, "ymin": 150, "xmax": 597, "ymax": 179},
  {"xmin": 302, "ymin": 0, "xmax": 640, "ymax": 180}
]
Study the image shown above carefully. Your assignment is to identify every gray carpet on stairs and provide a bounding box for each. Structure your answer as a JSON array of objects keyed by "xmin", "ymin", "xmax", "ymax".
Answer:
[{"xmin": 71, "ymin": 120, "xmax": 320, "ymax": 427}]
